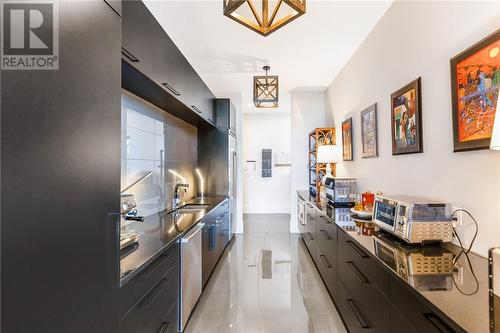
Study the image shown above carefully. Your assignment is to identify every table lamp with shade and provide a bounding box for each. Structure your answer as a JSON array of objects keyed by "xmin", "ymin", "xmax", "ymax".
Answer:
[
  {"xmin": 490, "ymin": 91, "xmax": 500, "ymax": 150},
  {"xmin": 317, "ymin": 144, "xmax": 338, "ymax": 206},
  {"xmin": 317, "ymin": 144, "xmax": 338, "ymax": 184}
]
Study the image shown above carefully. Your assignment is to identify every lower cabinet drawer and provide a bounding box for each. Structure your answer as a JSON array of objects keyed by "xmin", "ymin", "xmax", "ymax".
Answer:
[
  {"xmin": 120, "ymin": 242, "xmax": 179, "ymax": 318},
  {"xmin": 337, "ymin": 279, "xmax": 389, "ymax": 333},
  {"xmin": 338, "ymin": 231, "xmax": 389, "ymax": 296},
  {"xmin": 390, "ymin": 277, "xmax": 461, "ymax": 333},
  {"xmin": 303, "ymin": 231, "xmax": 317, "ymax": 259},
  {"xmin": 315, "ymin": 245, "xmax": 338, "ymax": 302},
  {"xmin": 120, "ymin": 263, "xmax": 179, "ymax": 333}
]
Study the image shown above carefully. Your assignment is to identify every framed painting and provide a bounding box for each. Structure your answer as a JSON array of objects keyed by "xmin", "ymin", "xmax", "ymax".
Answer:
[
  {"xmin": 451, "ymin": 29, "xmax": 500, "ymax": 152},
  {"xmin": 391, "ymin": 77, "xmax": 423, "ymax": 155},
  {"xmin": 361, "ymin": 103, "xmax": 378, "ymax": 158},
  {"xmin": 342, "ymin": 118, "xmax": 353, "ymax": 161}
]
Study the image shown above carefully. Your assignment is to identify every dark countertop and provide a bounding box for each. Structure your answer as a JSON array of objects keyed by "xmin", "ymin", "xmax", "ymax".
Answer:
[
  {"xmin": 120, "ymin": 196, "xmax": 227, "ymax": 285},
  {"xmin": 297, "ymin": 190, "xmax": 489, "ymax": 333}
]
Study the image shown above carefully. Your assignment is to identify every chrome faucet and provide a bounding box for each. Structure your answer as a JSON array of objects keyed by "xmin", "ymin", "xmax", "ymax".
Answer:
[{"xmin": 172, "ymin": 183, "xmax": 189, "ymax": 210}]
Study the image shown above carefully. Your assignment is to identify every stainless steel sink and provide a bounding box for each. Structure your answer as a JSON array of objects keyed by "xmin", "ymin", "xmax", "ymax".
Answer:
[{"xmin": 175, "ymin": 204, "xmax": 210, "ymax": 214}]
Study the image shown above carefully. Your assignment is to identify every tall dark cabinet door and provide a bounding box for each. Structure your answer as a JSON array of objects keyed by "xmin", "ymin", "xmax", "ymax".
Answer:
[{"xmin": 1, "ymin": 2, "xmax": 121, "ymax": 332}]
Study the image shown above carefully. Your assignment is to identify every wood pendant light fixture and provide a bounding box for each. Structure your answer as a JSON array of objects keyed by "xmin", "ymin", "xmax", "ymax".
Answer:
[
  {"xmin": 254, "ymin": 66, "xmax": 279, "ymax": 108},
  {"xmin": 223, "ymin": 0, "xmax": 306, "ymax": 36}
]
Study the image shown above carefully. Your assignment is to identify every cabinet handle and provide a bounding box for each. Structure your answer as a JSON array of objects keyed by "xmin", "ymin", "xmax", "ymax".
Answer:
[
  {"xmin": 139, "ymin": 250, "xmax": 172, "ymax": 278},
  {"xmin": 104, "ymin": 0, "xmax": 121, "ymax": 17},
  {"xmin": 157, "ymin": 321, "xmax": 170, "ymax": 333},
  {"xmin": 306, "ymin": 203, "xmax": 313, "ymax": 208},
  {"xmin": 347, "ymin": 261, "xmax": 369, "ymax": 283},
  {"xmin": 191, "ymin": 105, "xmax": 202, "ymax": 113},
  {"xmin": 162, "ymin": 82, "xmax": 181, "ymax": 96},
  {"xmin": 346, "ymin": 240, "xmax": 368, "ymax": 258},
  {"xmin": 320, "ymin": 254, "xmax": 332, "ymax": 268},
  {"xmin": 209, "ymin": 225, "xmax": 216, "ymax": 250},
  {"xmin": 423, "ymin": 313, "xmax": 455, "ymax": 333},
  {"xmin": 121, "ymin": 47, "xmax": 139, "ymax": 62},
  {"xmin": 320, "ymin": 215, "xmax": 332, "ymax": 224},
  {"xmin": 347, "ymin": 299, "xmax": 370, "ymax": 328},
  {"xmin": 139, "ymin": 277, "xmax": 169, "ymax": 308},
  {"xmin": 320, "ymin": 230, "xmax": 331, "ymax": 240},
  {"xmin": 306, "ymin": 232, "xmax": 314, "ymax": 241}
]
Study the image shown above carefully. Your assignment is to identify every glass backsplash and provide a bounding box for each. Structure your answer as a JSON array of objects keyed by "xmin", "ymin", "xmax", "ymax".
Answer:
[{"xmin": 121, "ymin": 91, "xmax": 198, "ymax": 217}]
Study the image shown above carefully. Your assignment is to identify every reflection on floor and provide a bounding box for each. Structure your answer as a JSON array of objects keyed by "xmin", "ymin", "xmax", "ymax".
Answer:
[{"xmin": 185, "ymin": 214, "xmax": 347, "ymax": 333}]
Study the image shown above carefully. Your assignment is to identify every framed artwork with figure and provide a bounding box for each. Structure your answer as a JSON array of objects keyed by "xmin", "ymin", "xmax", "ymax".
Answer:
[
  {"xmin": 342, "ymin": 118, "xmax": 353, "ymax": 161},
  {"xmin": 450, "ymin": 29, "xmax": 500, "ymax": 152},
  {"xmin": 391, "ymin": 77, "xmax": 423, "ymax": 155},
  {"xmin": 361, "ymin": 103, "xmax": 378, "ymax": 158}
]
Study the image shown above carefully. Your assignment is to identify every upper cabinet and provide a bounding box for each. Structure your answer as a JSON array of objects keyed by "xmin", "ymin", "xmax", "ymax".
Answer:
[{"xmin": 122, "ymin": 1, "xmax": 215, "ymax": 127}]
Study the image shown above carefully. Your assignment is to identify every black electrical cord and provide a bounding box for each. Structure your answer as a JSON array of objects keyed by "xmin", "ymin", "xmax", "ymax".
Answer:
[
  {"xmin": 451, "ymin": 208, "xmax": 478, "ymax": 255},
  {"xmin": 452, "ymin": 249, "xmax": 479, "ymax": 296},
  {"xmin": 451, "ymin": 208, "xmax": 479, "ymax": 296}
]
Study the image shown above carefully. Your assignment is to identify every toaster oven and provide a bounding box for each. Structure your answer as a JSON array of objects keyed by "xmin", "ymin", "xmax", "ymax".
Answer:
[
  {"xmin": 373, "ymin": 194, "xmax": 453, "ymax": 244},
  {"xmin": 324, "ymin": 178, "xmax": 357, "ymax": 207}
]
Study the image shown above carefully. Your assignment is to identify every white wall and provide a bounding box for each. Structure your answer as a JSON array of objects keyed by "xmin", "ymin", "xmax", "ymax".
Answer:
[
  {"xmin": 242, "ymin": 112, "xmax": 292, "ymax": 214},
  {"xmin": 290, "ymin": 90, "xmax": 327, "ymax": 233},
  {"xmin": 326, "ymin": 1, "xmax": 500, "ymax": 256}
]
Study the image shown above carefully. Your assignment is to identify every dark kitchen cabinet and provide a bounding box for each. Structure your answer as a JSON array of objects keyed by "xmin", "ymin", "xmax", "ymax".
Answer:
[
  {"xmin": 122, "ymin": 1, "xmax": 155, "ymax": 75},
  {"xmin": 337, "ymin": 278, "xmax": 389, "ymax": 333},
  {"xmin": 304, "ymin": 202, "xmax": 317, "ymax": 259},
  {"xmin": 202, "ymin": 200, "xmax": 230, "ymax": 288},
  {"xmin": 337, "ymin": 231, "xmax": 391, "ymax": 332},
  {"xmin": 338, "ymin": 231, "xmax": 390, "ymax": 296},
  {"xmin": 119, "ymin": 263, "xmax": 179, "ymax": 333},
  {"xmin": 390, "ymin": 276, "xmax": 462, "ymax": 333},
  {"xmin": 390, "ymin": 305, "xmax": 422, "ymax": 333},
  {"xmin": 315, "ymin": 213, "xmax": 338, "ymax": 301},
  {"xmin": 202, "ymin": 210, "xmax": 218, "ymax": 287},
  {"xmin": 338, "ymin": 256, "xmax": 390, "ymax": 332},
  {"xmin": 1, "ymin": 2, "xmax": 121, "ymax": 332},
  {"xmin": 216, "ymin": 202, "xmax": 230, "ymax": 258},
  {"xmin": 204, "ymin": 85, "xmax": 216, "ymax": 125},
  {"xmin": 300, "ymin": 195, "xmax": 467, "ymax": 333},
  {"xmin": 122, "ymin": 1, "xmax": 215, "ymax": 127},
  {"xmin": 104, "ymin": 0, "xmax": 122, "ymax": 17},
  {"xmin": 119, "ymin": 242, "xmax": 180, "ymax": 320}
]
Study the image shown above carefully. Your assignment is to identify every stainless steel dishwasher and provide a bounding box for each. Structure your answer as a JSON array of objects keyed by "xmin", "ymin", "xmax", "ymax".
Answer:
[{"xmin": 179, "ymin": 222, "xmax": 205, "ymax": 331}]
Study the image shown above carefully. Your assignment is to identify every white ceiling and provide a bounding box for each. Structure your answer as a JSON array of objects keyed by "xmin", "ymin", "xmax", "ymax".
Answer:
[{"xmin": 144, "ymin": 0, "xmax": 392, "ymax": 110}]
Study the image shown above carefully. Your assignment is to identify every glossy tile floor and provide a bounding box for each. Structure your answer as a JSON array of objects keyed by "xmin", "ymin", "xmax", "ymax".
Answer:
[{"xmin": 185, "ymin": 214, "xmax": 347, "ymax": 333}]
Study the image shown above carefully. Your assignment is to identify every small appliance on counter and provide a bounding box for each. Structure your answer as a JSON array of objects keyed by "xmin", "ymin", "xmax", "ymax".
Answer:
[
  {"xmin": 119, "ymin": 171, "xmax": 152, "ymax": 251},
  {"xmin": 119, "ymin": 193, "xmax": 141, "ymax": 250},
  {"xmin": 373, "ymin": 234, "xmax": 454, "ymax": 291},
  {"xmin": 373, "ymin": 194, "xmax": 453, "ymax": 245},
  {"xmin": 325, "ymin": 178, "xmax": 357, "ymax": 208}
]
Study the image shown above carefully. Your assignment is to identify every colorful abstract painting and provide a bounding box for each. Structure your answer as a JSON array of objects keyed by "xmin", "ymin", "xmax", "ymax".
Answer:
[
  {"xmin": 342, "ymin": 118, "xmax": 353, "ymax": 161},
  {"xmin": 361, "ymin": 104, "xmax": 378, "ymax": 158},
  {"xmin": 391, "ymin": 78, "xmax": 423, "ymax": 155},
  {"xmin": 451, "ymin": 29, "xmax": 500, "ymax": 151}
]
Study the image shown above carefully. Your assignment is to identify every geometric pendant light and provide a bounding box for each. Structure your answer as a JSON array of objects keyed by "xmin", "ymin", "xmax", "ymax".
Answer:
[
  {"xmin": 223, "ymin": 0, "xmax": 306, "ymax": 37},
  {"xmin": 253, "ymin": 66, "xmax": 278, "ymax": 108}
]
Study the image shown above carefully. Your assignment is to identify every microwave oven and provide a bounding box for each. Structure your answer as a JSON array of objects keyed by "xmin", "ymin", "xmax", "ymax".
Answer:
[{"xmin": 373, "ymin": 194, "xmax": 453, "ymax": 244}]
